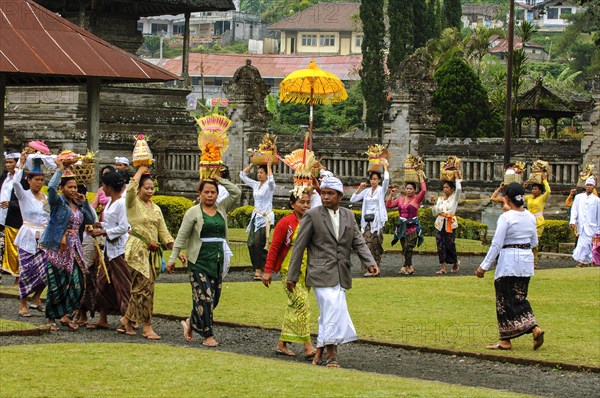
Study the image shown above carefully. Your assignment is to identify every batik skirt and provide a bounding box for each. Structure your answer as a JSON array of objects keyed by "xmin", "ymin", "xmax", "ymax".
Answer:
[
  {"xmin": 124, "ymin": 267, "xmax": 155, "ymax": 324},
  {"xmin": 18, "ymin": 248, "xmax": 47, "ymax": 298},
  {"xmin": 45, "ymin": 260, "xmax": 84, "ymax": 319},
  {"xmin": 494, "ymin": 276, "xmax": 538, "ymax": 340},
  {"xmin": 95, "ymin": 254, "xmax": 132, "ymax": 316},
  {"xmin": 363, "ymin": 224, "xmax": 384, "ymax": 265},
  {"xmin": 247, "ymin": 218, "xmax": 267, "ymax": 271},
  {"xmin": 280, "ymin": 270, "xmax": 311, "ymax": 344},
  {"xmin": 400, "ymin": 230, "xmax": 418, "ymax": 267},
  {"xmin": 188, "ymin": 269, "xmax": 222, "ymax": 338},
  {"xmin": 436, "ymin": 229, "xmax": 457, "ymax": 265}
]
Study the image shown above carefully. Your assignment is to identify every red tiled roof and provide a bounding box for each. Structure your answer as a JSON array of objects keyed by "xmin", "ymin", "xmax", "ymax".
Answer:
[
  {"xmin": 0, "ymin": 0, "xmax": 180, "ymax": 85},
  {"xmin": 489, "ymin": 37, "xmax": 546, "ymax": 53},
  {"xmin": 268, "ymin": 2, "xmax": 361, "ymax": 32},
  {"xmin": 160, "ymin": 53, "xmax": 362, "ymax": 80}
]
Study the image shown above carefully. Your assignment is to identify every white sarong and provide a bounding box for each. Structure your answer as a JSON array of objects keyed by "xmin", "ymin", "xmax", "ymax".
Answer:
[
  {"xmin": 313, "ymin": 284, "xmax": 358, "ymax": 348},
  {"xmin": 573, "ymin": 232, "xmax": 593, "ymax": 265}
]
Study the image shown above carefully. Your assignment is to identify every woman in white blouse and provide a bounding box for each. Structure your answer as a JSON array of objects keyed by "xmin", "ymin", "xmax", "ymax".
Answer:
[
  {"xmin": 432, "ymin": 171, "xmax": 462, "ymax": 274},
  {"xmin": 89, "ymin": 170, "xmax": 131, "ymax": 329},
  {"xmin": 350, "ymin": 159, "xmax": 389, "ymax": 276},
  {"xmin": 240, "ymin": 160, "xmax": 275, "ymax": 280},
  {"xmin": 476, "ymin": 182, "xmax": 545, "ymax": 351},
  {"xmin": 13, "ymin": 155, "xmax": 49, "ymax": 317}
]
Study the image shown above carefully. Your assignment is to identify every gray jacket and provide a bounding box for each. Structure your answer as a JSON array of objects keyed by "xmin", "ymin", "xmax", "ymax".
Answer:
[{"xmin": 287, "ymin": 206, "xmax": 375, "ymax": 289}]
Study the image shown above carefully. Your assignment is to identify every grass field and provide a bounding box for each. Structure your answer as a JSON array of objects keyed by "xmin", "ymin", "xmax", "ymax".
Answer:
[
  {"xmin": 0, "ymin": 343, "xmax": 529, "ymax": 397},
  {"xmin": 163, "ymin": 228, "xmax": 488, "ymax": 268},
  {"xmin": 155, "ymin": 268, "xmax": 600, "ymax": 367},
  {"xmin": 0, "ymin": 318, "xmax": 37, "ymax": 332}
]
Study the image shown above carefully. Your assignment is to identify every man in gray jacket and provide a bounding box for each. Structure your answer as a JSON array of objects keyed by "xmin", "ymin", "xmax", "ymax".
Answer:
[{"xmin": 287, "ymin": 173, "xmax": 379, "ymax": 368}]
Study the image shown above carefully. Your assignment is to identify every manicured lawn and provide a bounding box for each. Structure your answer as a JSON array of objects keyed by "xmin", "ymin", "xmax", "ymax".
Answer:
[
  {"xmin": 155, "ymin": 268, "xmax": 600, "ymax": 367},
  {"xmin": 0, "ymin": 318, "xmax": 37, "ymax": 332},
  {"xmin": 0, "ymin": 343, "xmax": 527, "ymax": 397}
]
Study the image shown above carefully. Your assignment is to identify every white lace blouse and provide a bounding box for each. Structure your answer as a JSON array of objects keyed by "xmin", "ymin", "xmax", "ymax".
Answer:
[
  {"xmin": 350, "ymin": 171, "xmax": 390, "ymax": 234},
  {"xmin": 13, "ymin": 169, "xmax": 49, "ymax": 254},
  {"xmin": 101, "ymin": 197, "xmax": 130, "ymax": 261},
  {"xmin": 239, "ymin": 171, "xmax": 275, "ymax": 231}
]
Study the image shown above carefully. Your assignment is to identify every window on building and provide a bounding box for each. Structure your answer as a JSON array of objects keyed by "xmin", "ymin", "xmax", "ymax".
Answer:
[
  {"xmin": 319, "ymin": 34, "xmax": 335, "ymax": 47},
  {"xmin": 561, "ymin": 8, "xmax": 573, "ymax": 16},
  {"xmin": 137, "ymin": 22, "xmax": 143, "ymax": 32},
  {"xmin": 355, "ymin": 35, "xmax": 363, "ymax": 47},
  {"xmin": 547, "ymin": 7, "xmax": 559, "ymax": 19},
  {"xmin": 301, "ymin": 34, "xmax": 317, "ymax": 46},
  {"xmin": 151, "ymin": 23, "xmax": 168, "ymax": 35}
]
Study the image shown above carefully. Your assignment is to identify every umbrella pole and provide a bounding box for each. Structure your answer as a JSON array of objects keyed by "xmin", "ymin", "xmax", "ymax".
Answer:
[{"xmin": 309, "ymin": 88, "xmax": 314, "ymax": 150}]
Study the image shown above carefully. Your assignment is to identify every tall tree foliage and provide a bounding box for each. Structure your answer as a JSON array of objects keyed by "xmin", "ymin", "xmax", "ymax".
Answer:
[
  {"xmin": 425, "ymin": 0, "xmax": 441, "ymax": 42},
  {"xmin": 413, "ymin": 0, "xmax": 428, "ymax": 49},
  {"xmin": 360, "ymin": 0, "xmax": 386, "ymax": 138},
  {"xmin": 443, "ymin": 0, "xmax": 462, "ymax": 31},
  {"xmin": 387, "ymin": 0, "xmax": 414, "ymax": 78},
  {"xmin": 432, "ymin": 57, "xmax": 497, "ymax": 138}
]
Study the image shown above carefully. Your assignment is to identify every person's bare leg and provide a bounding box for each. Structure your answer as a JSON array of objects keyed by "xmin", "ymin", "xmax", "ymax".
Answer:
[
  {"xmin": 311, "ymin": 347, "xmax": 324, "ymax": 365},
  {"xmin": 203, "ymin": 335, "xmax": 219, "ymax": 346},
  {"xmin": 304, "ymin": 341, "xmax": 317, "ymax": 357},
  {"xmin": 436, "ymin": 262, "xmax": 447, "ymax": 274},
  {"xmin": 18, "ymin": 298, "xmax": 29, "ymax": 316},
  {"xmin": 142, "ymin": 322, "xmax": 160, "ymax": 340}
]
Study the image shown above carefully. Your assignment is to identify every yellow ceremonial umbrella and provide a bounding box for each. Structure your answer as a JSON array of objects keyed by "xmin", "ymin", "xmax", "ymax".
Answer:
[{"xmin": 279, "ymin": 59, "xmax": 348, "ymax": 149}]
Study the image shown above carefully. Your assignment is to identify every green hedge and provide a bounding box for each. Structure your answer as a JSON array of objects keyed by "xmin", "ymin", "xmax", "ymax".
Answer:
[
  {"xmin": 153, "ymin": 195, "xmax": 195, "ymax": 237},
  {"xmin": 539, "ymin": 220, "xmax": 576, "ymax": 252},
  {"xmin": 227, "ymin": 206, "xmax": 488, "ymax": 241}
]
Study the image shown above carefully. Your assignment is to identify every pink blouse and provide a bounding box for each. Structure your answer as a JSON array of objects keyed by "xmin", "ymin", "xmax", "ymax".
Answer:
[{"xmin": 386, "ymin": 181, "xmax": 427, "ymax": 234}]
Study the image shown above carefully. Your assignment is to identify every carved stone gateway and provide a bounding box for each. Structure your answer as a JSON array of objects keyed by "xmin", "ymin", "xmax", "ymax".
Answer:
[
  {"xmin": 383, "ymin": 53, "xmax": 438, "ymax": 182},
  {"xmin": 222, "ymin": 59, "xmax": 272, "ymax": 183}
]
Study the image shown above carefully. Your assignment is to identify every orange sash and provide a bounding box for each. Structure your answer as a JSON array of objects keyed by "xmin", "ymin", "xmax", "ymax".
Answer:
[{"xmin": 442, "ymin": 214, "xmax": 456, "ymax": 233}]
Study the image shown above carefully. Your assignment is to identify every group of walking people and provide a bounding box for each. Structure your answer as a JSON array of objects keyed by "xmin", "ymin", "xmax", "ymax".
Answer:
[{"xmin": 3, "ymin": 145, "xmax": 599, "ymax": 366}]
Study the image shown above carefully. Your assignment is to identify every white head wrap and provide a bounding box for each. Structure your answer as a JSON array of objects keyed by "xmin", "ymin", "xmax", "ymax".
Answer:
[
  {"xmin": 319, "ymin": 169, "xmax": 333, "ymax": 179},
  {"xmin": 4, "ymin": 152, "xmax": 20, "ymax": 159},
  {"xmin": 320, "ymin": 174, "xmax": 344, "ymax": 194},
  {"xmin": 115, "ymin": 157, "xmax": 130, "ymax": 165},
  {"xmin": 585, "ymin": 176, "xmax": 596, "ymax": 186}
]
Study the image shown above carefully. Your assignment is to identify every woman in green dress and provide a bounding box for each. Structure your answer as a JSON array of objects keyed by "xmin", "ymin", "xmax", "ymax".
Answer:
[{"xmin": 167, "ymin": 176, "xmax": 241, "ymax": 347}]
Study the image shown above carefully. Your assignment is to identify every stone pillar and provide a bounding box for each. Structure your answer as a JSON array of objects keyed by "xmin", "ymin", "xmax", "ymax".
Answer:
[{"xmin": 222, "ymin": 60, "xmax": 272, "ymax": 184}]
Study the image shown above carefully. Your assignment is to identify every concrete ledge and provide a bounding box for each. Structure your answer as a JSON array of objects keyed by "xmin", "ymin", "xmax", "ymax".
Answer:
[{"xmin": 0, "ymin": 326, "xmax": 51, "ymax": 337}]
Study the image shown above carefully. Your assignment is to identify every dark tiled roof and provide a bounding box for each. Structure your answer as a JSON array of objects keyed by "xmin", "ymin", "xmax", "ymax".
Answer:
[
  {"xmin": 516, "ymin": 80, "xmax": 577, "ymax": 117},
  {"xmin": 35, "ymin": 0, "xmax": 235, "ymax": 16},
  {"xmin": 462, "ymin": 4, "xmax": 500, "ymax": 17},
  {"xmin": 269, "ymin": 2, "xmax": 361, "ymax": 32}
]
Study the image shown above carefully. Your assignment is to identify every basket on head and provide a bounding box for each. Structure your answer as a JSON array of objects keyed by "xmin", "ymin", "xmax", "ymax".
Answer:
[
  {"xmin": 577, "ymin": 164, "xmax": 596, "ymax": 188},
  {"xmin": 440, "ymin": 156, "xmax": 461, "ymax": 182},
  {"xmin": 403, "ymin": 154, "xmax": 424, "ymax": 183},
  {"xmin": 72, "ymin": 160, "xmax": 96, "ymax": 184},
  {"xmin": 132, "ymin": 134, "xmax": 153, "ymax": 167},
  {"xmin": 251, "ymin": 133, "xmax": 279, "ymax": 165},
  {"xmin": 503, "ymin": 161, "xmax": 525, "ymax": 184},
  {"xmin": 527, "ymin": 159, "xmax": 550, "ymax": 184}
]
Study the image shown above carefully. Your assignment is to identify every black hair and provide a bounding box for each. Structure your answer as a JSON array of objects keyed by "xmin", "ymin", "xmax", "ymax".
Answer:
[
  {"xmin": 443, "ymin": 181, "xmax": 456, "ymax": 191},
  {"xmin": 26, "ymin": 172, "xmax": 44, "ymax": 181},
  {"xmin": 220, "ymin": 165, "xmax": 230, "ymax": 180},
  {"xmin": 116, "ymin": 169, "xmax": 130, "ymax": 185},
  {"xmin": 138, "ymin": 174, "xmax": 154, "ymax": 189},
  {"xmin": 531, "ymin": 183, "xmax": 545, "ymax": 193},
  {"xmin": 405, "ymin": 181, "xmax": 417, "ymax": 190},
  {"xmin": 257, "ymin": 164, "xmax": 268, "ymax": 174},
  {"xmin": 101, "ymin": 171, "xmax": 127, "ymax": 192},
  {"xmin": 77, "ymin": 184, "xmax": 88, "ymax": 195},
  {"xmin": 100, "ymin": 165, "xmax": 116, "ymax": 179},
  {"xmin": 505, "ymin": 182, "xmax": 525, "ymax": 207},
  {"xmin": 60, "ymin": 176, "xmax": 76, "ymax": 187},
  {"xmin": 369, "ymin": 171, "xmax": 382, "ymax": 180},
  {"xmin": 198, "ymin": 179, "xmax": 219, "ymax": 193},
  {"xmin": 288, "ymin": 192, "xmax": 309, "ymax": 209}
]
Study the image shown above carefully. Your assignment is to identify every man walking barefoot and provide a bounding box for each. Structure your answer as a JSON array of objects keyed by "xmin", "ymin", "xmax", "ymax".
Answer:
[{"xmin": 287, "ymin": 173, "xmax": 379, "ymax": 368}]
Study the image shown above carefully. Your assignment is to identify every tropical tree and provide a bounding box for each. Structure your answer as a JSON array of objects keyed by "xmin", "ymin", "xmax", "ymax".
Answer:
[
  {"xmin": 442, "ymin": 0, "xmax": 462, "ymax": 31},
  {"xmin": 464, "ymin": 27, "xmax": 504, "ymax": 76},
  {"xmin": 413, "ymin": 0, "xmax": 428, "ymax": 49},
  {"xmin": 359, "ymin": 0, "xmax": 386, "ymax": 138},
  {"xmin": 512, "ymin": 21, "xmax": 537, "ymax": 134},
  {"xmin": 425, "ymin": 0, "xmax": 441, "ymax": 42},
  {"xmin": 387, "ymin": 0, "xmax": 414, "ymax": 78},
  {"xmin": 417, "ymin": 28, "xmax": 465, "ymax": 73},
  {"xmin": 432, "ymin": 57, "xmax": 497, "ymax": 138}
]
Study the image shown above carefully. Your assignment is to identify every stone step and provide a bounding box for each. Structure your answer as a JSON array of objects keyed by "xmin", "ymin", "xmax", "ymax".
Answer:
[{"xmin": 559, "ymin": 242, "xmax": 575, "ymax": 254}]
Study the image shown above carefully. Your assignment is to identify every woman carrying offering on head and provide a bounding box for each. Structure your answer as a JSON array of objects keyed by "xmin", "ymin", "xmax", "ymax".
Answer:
[
  {"xmin": 477, "ymin": 182, "xmax": 545, "ymax": 351},
  {"xmin": 168, "ymin": 176, "xmax": 241, "ymax": 347},
  {"xmin": 13, "ymin": 152, "xmax": 49, "ymax": 317},
  {"xmin": 432, "ymin": 170, "xmax": 462, "ymax": 275},
  {"xmin": 386, "ymin": 170, "xmax": 427, "ymax": 275},
  {"xmin": 523, "ymin": 176, "xmax": 550, "ymax": 269},
  {"xmin": 350, "ymin": 159, "xmax": 389, "ymax": 276},
  {"xmin": 40, "ymin": 157, "xmax": 96, "ymax": 330},
  {"xmin": 119, "ymin": 166, "xmax": 180, "ymax": 340},
  {"xmin": 262, "ymin": 190, "xmax": 317, "ymax": 358},
  {"xmin": 240, "ymin": 160, "xmax": 275, "ymax": 281}
]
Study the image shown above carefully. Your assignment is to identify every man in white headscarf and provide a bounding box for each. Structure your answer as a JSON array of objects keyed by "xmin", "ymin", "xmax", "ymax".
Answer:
[
  {"xmin": 114, "ymin": 157, "xmax": 130, "ymax": 172},
  {"xmin": 287, "ymin": 173, "xmax": 379, "ymax": 368},
  {"xmin": 570, "ymin": 177, "xmax": 600, "ymax": 267}
]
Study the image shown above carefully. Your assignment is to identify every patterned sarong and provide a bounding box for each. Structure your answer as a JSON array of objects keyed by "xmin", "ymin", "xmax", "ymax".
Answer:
[
  {"xmin": 494, "ymin": 276, "xmax": 538, "ymax": 340},
  {"xmin": 247, "ymin": 218, "xmax": 267, "ymax": 271},
  {"xmin": 188, "ymin": 269, "xmax": 222, "ymax": 338},
  {"xmin": 18, "ymin": 248, "xmax": 47, "ymax": 299},
  {"xmin": 95, "ymin": 254, "xmax": 132, "ymax": 316},
  {"xmin": 362, "ymin": 224, "xmax": 384, "ymax": 265},
  {"xmin": 45, "ymin": 261, "xmax": 84, "ymax": 319},
  {"xmin": 280, "ymin": 270, "xmax": 311, "ymax": 344},
  {"xmin": 124, "ymin": 269, "xmax": 155, "ymax": 324},
  {"xmin": 436, "ymin": 229, "xmax": 457, "ymax": 265}
]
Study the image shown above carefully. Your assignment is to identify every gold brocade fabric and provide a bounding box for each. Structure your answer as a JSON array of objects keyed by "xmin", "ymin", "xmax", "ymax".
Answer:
[
  {"xmin": 2, "ymin": 226, "xmax": 20, "ymax": 275},
  {"xmin": 124, "ymin": 180, "xmax": 173, "ymax": 279}
]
